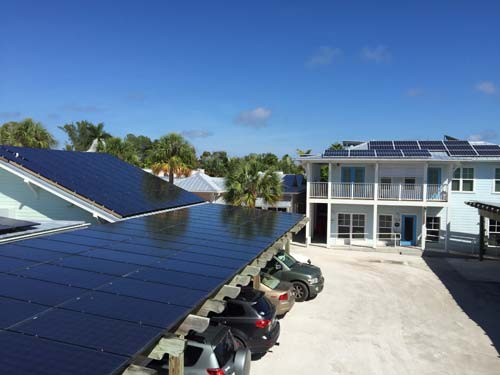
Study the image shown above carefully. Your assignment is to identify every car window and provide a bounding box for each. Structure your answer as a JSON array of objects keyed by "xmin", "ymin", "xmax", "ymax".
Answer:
[
  {"xmin": 213, "ymin": 331, "xmax": 236, "ymax": 366},
  {"xmin": 252, "ymin": 296, "xmax": 271, "ymax": 317},
  {"xmin": 184, "ymin": 345, "xmax": 204, "ymax": 367},
  {"xmin": 225, "ymin": 302, "xmax": 246, "ymax": 316},
  {"xmin": 276, "ymin": 252, "xmax": 297, "ymax": 268},
  {"xmin": 261, "ymin": 273, "xmax": 280, "ymax": 289}
]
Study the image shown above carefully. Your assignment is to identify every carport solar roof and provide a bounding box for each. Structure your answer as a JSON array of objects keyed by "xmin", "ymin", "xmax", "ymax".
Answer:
[
  {"xmin": 0, "ymin": 145, "xmax": 204, "ymax": 218},
  {"xmin": 0, "ymin": 203, "xmax": 303, "ymax": 375}
]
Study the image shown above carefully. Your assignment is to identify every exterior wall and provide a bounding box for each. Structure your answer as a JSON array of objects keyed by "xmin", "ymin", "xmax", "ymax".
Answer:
[
  {"xmin": 0, "ymin": 168, "xmax": 98, "ymax": 223},
  {"xmin": 329, "ymin": 204, "xmax": 375, "ymax": 246}
]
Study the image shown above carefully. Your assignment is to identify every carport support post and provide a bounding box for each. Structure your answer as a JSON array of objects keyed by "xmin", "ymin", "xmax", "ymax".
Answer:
[
  {"xmin": 479, "ymin": 215, "xmax": 485, "ymax": 261},
  {"xmin": 253, "ymin": 273, "xmax": 261, "ymax": 289},
  {"xmin": 285, "ymin": 233, "xmax": 292, "ymax": 254},
  {"xmin": 169, "ymin": 352, "xmax": 184, "ymax": 375},
  {"xmin": 421, "ymin": 207, "xmax": 427, "ymax": 251}
]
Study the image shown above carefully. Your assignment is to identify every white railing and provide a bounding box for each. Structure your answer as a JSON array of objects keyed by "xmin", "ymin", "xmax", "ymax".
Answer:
[
  {"xmin": 426, "ymin": 184, "xmax": 448, "ymax": 201},
  {"xmin": 379, "ymin": 183, "xmax": 422, "ymax": 200},
  {"xmin": 331, "ymin": 183, "xmax": 374, "ymax": 199},
  {"xmin": 311, "ymin": 182, "xmax": 448, "ymax": 202},
  {"xmin": 310, "ymin": 182, "xmax": 328, "ymax": 198}
]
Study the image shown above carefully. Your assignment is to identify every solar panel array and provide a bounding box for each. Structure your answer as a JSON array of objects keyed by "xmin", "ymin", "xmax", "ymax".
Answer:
[
  {"xmin": 0, "ymin": 217, "xmax": 39, "ymax": 235},
  {"xmin": 324, "ymin": 140, "xmax": 500, "ymax": 158},
  {"xmin": 0, "ymin": 146, "xmax": 205, "ymax": 218},
  {"xmin": 0, "ymin": 204, "xmax": 303, "ymax": 375}
]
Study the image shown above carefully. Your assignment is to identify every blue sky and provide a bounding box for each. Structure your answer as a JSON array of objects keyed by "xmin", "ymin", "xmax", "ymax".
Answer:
[{"xmin": 1, "ymin": 1, "xmax": 499, "ymax": 156}]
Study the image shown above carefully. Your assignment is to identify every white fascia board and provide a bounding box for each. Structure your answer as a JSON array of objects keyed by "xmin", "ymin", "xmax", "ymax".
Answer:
[
  {"xmin": 122, "ymin": 201, "xmax": 210, "ymax": 221},
  {"xmin": 0, "ymin": 160, "xmax": 118, "ymax": 223}
]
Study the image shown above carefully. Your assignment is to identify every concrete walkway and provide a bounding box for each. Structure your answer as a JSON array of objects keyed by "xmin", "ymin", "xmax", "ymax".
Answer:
[{"xmin": 252, "ymin": 245, "xmax": 500, "ymax": 375}]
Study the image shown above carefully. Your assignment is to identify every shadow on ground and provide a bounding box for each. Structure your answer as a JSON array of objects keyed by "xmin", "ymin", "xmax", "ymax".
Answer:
[{"xmin": 423, "ymin": 250, "xmax": 500, "ymax": 356}]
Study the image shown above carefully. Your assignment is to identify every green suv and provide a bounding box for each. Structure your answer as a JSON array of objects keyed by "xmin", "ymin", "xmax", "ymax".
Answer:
[{"xmin": 263, "ymin": 251, "xmax": 324, "ymax": 302}]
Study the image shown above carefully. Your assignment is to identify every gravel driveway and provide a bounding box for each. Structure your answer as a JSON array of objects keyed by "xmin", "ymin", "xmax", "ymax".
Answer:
[{"xmin": 252, "ymin": 245, "xmax": 500, "ymax": 375}]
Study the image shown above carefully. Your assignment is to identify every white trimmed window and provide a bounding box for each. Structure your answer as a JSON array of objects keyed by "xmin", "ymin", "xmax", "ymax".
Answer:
[
  {"xmin": 338, "ymin": 213, "xmax": 366, "ymax": 239},
  {"xmin": 452, "ymin": 168, "xmax": 474, "ymax": 192},
  {"xmin": 495, "ymin": 168, "xmax": 500, "ymax": 193},
  {"xmin": 378, "ymin": 215, "xmax": 392, "ymax": 239},
  {"xmin": 426, "ymin": 217, "xmax": 440, "ymax": 243},
  {"xmin": 489, "ymin": 219, "xmax": 500, "ymax": 246}
]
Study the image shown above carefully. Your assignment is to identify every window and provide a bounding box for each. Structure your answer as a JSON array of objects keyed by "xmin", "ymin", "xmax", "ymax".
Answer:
[
  {"xmin": 404, "ymin": 177, "xmax": 416, "ymax": 185},
  {"xmin": 489, "ymin": 219, "xmax": 500, "ymax": 246},
  {"xmin": 338, "ymin": 213, "xmax": 365, "ymax": 239},
  {"xmin": 452, "ymin": 168, "xmax": 474, "ymax": 192},
  {"xmin": 495, "ymin": 168, "xmax": 500, "ymax": 193},
  {"xmin": 380, "ymin": 177, "xmax": 392, "ymax": 184},
  {"xmin": 378, "ymin": 215, "xmax": 393, "ymax": 239},
  {"xmin": 341, "ymin": 167, "xmax": 365, "ymax": 183},
  {"xmin": 426, "ymin": 217, "xmax": 440, "ymax": 242}
]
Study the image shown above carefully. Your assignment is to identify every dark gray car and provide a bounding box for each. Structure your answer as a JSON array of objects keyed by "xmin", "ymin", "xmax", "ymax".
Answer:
[
  {"xmin": 263, "ymin": 251, "xmax": 324, "ymax": 302},
  {"xmin": 147, "ymin": 325, "xmax": 251, "ymax": 375}
]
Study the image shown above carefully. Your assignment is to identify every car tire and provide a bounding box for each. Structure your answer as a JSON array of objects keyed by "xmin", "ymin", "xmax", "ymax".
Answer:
[
  {"xmin": 292, "ymin": 281, "xmax": 309, "ymax": 302},
  {"xmin": 234, "ymin": 336, "xmax": 247, "ymax": 350}
]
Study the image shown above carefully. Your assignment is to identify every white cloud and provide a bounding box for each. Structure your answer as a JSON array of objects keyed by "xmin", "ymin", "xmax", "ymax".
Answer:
[
  {"xmin": 361, "ymin": 45, "xmax": 392, "ymax": 63},
  {"xmin": 62, "ymin": 103, "xmax": 105, "ymax": 113},
  {"xmin": 181, "ymin": 129, "xmax": 214, "ymax": 139},
  {"xmin": 234, "ymin": 107, "xmax": 272, "ymax": 129},
  {"xmin": 468, "ymin": 129, "xmax": 498, "ymax": 142},
  {"xmin": 406, "ymin": 88, "xmax": 423, "ymax": 97},
  {"xmin": 475, "ymin": 81, "xmax": 496, "ymax": 95},
  {"xmin": 306, "ymin": 46, "xmax": 342, "ymax": 67},
  {"xmin": 0, "ymin": 111, "xmax": 21, "ymax": 119}
]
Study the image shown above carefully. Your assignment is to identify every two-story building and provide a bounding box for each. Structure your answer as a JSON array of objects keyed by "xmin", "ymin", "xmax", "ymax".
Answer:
[{"xmin": 299, "ymin": 140, "xmax": 500, "ymax": 253}]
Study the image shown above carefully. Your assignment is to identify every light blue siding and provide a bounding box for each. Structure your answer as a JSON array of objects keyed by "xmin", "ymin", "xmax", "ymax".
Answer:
[{"xmin": 0, "ymin": 168, "xmax": 98, "ymax": 223}]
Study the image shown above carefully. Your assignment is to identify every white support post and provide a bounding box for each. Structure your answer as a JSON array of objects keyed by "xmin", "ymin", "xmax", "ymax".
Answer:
[
  {"xmin": 305, "ymin": 163, "xmax": 312, "ymax": 246},
  {"xmin": 444, "ymin": 206, "xmax": 450, "ymax": 252},
  {"xmin": 423, "ymin": 162, "xmax": 428, "ymax": 202},
  {"xmin": 328, "ymin": 163, "xmax": 332, "ymax": 199},
  {"xmin": 372, "ymin": 204, "xmax": 378, "ymax": 249},
  {"xmin": 421, "ymin": 207, "xmax": 427, "ymax": 250},
  {"xmin": 398, "ymin": 184, "xmax": 402, "ymax": 200},
  {"xmin": 374, "ymin": 163, "xmax": 379, "ymax": 201}
]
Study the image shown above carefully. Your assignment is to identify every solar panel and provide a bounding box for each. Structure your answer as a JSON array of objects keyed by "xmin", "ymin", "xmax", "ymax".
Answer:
[
  {"xmin": 472, "ymin": 144, "xmax": 500, "ymax": 156},
  {"xmin": 402, "ymin": 150, "xmax": 432, "ymax": 158},
  {"xmin": 323, "ymin": 149, "xmax": 349, "ymax": 157},
  {"xmin": 475, "ymin": 149, "xmax": 500, "ymax": 156},
  {"xmin": 368, "ymin": 141, "xmax": 394, "ymax": 150},
  {"xmin": 472, "ymin": 144, "xmax": 500, "ymax": 150},
  {"xmin": 447, "ymin": 149, "xmax": 478, "ymax": 156},
  {"xmin": 0, "ymin": 146, "xmax": 205, "ymax": 218},
  {"xmin": 0, "ymin": 204, "xmax": 303, "ymax": 375},
  {"xmin": 394, "ymin": 141, "xmax": 419, "ymax": 149},
  {"xmin": 418, "ymin": 141, "xmax": 447, "ymax": 151},
  {"xmin": 350, "ymin": 150, "xmax": 376, "ymax": 157},
  {"xmin": 375, "ymin": 150, "xmax": 403, "ymax": 158},
  {"xmin": 0, "ymin": 217, "xmax": 39, "ymax": 234}
]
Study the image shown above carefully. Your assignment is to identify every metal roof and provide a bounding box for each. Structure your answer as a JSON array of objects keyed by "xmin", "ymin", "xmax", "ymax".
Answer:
[
  {"xmin": 0, "ymin": 203, "xmax": 303, "ymax": 375},
  {"xmin": 0, "ymin": 146, "xmax": 204, "ymax": 219},
  {"xmin": 174, "ymin": 173, "xmax": 226, "ymax": 193}
]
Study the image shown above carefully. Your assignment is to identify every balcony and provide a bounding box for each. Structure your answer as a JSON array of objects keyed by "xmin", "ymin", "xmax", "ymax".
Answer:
[{"xmin": 309, "ymin": 182, "xmax": 448, "ymax": 202}]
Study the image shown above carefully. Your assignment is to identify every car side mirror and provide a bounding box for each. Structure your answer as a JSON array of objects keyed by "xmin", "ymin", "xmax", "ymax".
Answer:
[
  {"xmin": 275, "ymin": 263, "xmax": 282, "ymax": 270},
  {"xmin": 307, "ymin": 259, "xmax": 312, "ymax": 265}
]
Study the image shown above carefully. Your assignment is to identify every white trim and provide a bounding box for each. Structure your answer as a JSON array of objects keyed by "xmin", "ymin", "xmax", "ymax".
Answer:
[
  {"xmin": 0, "ymin": 160, "xmax": 118, "ymax": 222},
  {"xmin": 493, "ymin": 167, "xmax": 500, "ymax": 194},
  {"xmin": 336, "ymin": 212, "xmax": 367, "ymax": 242},
  {"xmin": 122, "ymin": 201, "xmax": 211, "ymax": 221},
  {"xmin": 0, "ymin": 222, "xmax": 89, "ymax": 244}
]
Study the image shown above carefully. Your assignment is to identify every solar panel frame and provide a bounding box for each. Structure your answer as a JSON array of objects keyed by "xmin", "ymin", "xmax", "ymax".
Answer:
[
  {"xmin": 475, "ymin": 149, "xmax": 500, "ymax": 156},
  {"xmin": 375, "ymin": 149, "xmax": 404, "ymax": 158},
  {"xmin": 402, "ymin": 149, "xmax": 432, "ymax": 158},
  {"xmin": 349, "ymin": 150, "xmax": 376, "ymax": 158},
  {"xmin": 323, "ymin": 149, "xmax": 349, "ymax": 157},
  {"xmin": 418, "ymin": 141, "xmax": 447, "ymax": 151}
]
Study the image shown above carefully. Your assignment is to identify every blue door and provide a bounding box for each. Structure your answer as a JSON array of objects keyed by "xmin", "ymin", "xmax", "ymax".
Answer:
[
  {"xmin": 401, "ymin": 215, "xmax": 417, "ymax": 246},
  {"xmin": 341, "ymin": 167, "xmax": 365, "ymax": 183}
]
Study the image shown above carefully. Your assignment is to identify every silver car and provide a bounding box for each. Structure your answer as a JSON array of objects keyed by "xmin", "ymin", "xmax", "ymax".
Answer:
[{"xmin": 148, "ymin": 325, "xmax": 251, "ymax": 375}]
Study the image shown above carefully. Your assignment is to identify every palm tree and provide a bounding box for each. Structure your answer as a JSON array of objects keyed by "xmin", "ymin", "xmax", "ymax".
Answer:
[
  {"xmin": 296, "ymin": 148, "xmax": 312, "ymax": 156},
  {"xmin": 148, "ymin": 133, "xmax": 196, "ymax": 183},
  {"xmin": 59, "ymin": 121, "xmax": 110, "ymax": 151},
  {"xmin": 102, "ymin": 137, "xmax": 140, "ymax": 165},
  {"xmin": 224, "ymin": 161, "xmax": 282, "ymax": 208},
  {"xmin": 0, "ymin": 118, "xmax": 57, "ymax": 148},
  {"xmin": 329, "ymin": 142, "xmax": 343, "ymax": 150}
]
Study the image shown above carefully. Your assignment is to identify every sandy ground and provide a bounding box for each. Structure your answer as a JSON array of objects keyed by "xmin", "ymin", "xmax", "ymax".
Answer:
[{"xmin": 251, "ymin": 245, "xmax": 500, "ymax": 375}]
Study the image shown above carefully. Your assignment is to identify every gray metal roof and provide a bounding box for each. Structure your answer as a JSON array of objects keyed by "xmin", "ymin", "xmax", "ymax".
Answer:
[{"xmin": 174, "ymin": 173, "xmax": 226, "ymax": 193}]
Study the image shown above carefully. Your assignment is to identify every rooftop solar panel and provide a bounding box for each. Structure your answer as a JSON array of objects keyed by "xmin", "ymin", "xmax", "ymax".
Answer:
[
  {"xmin": 447, "ymin": 149, "xmax": 478, "ymax": 156},
  {"xmin": 375, "ymin": 150, "xmax": 404, "ymax": 158},
  {"xmin": 402, "ymin": 150, "xmax": 432, "ymax": 158},
  {"xmin": 323, "ymin": 149, "xmax": 349, "ymax": 157},
  {"xmin": 350, "ymin": 150, "xmax": 376, "ymax": 157},
  {"xmin": 0, "ymin": 204, "xmax": 303, "ymax": 375},
  {"xmin": 0, "ymin": 217, "xmax": 39, "ymax": 234},
  {"xmin": 475, "ymin": 149, "xmax": 500, "ymax": 156},
  {"xmin": 0, "ymin": 146, "xmax": 204, "ymax": 218},
  {"xmin": 472, "ymin": 144, "xmax": 500, "ymax": 151},
  {"xmin": 418, "ymin": 141, "xmax": 447, "ymax": 151},
  {"xmin": 394, "ymin": 141, "xmax": 419, "ymax": 149}
]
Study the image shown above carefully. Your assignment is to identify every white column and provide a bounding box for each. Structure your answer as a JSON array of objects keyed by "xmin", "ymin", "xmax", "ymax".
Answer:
[
  {"xmin": 421, "ymin": 206, "xmax": 427, "ymax": 250},
  {"xmin": 305, "ymin": 163, "xmax": 311, "ymax": 246},
  {"xmin": 372, "ymin": 204, "xmax": 378, "ymax": 248},
  {"xmin": 328, "ymin": 163, "xmax": 332, "ymax": 199},
  {"xmin": 444, "ymin": 206, "xmax": 450, "ymax": 252},
  {"xmin": 423, "ymin": 162, "xmax": 428, "ymax": 202},
  {"xmin": 326, "ymin": 203, "xmax": 331, "ymax": 247},
  {"xmin": 374, "ymin": 162, "xmax": 379, "ymax": 201}
]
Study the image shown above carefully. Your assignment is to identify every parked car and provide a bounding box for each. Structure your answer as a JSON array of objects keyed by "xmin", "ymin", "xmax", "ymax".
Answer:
[
  {"xmin": 147, "ymin": 325, "xmax": 251, "ymax": 375},
  {"xmin": 256, "ymin": 272, "xmax": 295, "ymax": 317},
  {"xmin": 262, "ymin": 250, "xmax": 324, "ymax": 302},
  {"xmin": 210, "ymin": 286, "xmax": 280, "ymax": 358}
]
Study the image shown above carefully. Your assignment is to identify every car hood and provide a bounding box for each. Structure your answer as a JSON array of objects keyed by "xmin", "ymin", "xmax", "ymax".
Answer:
[{"xmin": 290, "ymin": 262, "xmax": 322, "ymax": 278}]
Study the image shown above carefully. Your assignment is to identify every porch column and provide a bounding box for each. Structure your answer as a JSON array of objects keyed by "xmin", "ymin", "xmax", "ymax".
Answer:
[
  {"xmin": 479, "ymin": 215, "xmax": 486, "ymax": 261},
  {"xmin": 326, "ymin": 202, "xmax": 331, "ymax": 247},
  {"xmin": 444, "ymin": 206, "xmax": 450, "ymax": 252},
  {"xmin": 305, "ymin": 163, "xmax": 311, "ymax": 246},
  {"xmin": 328, "ymin": 163, "xmax": 332, "ymax": 199},
  {"xmin": 372, "ymin": 204, "xmax": 378, "ymax": 248},
  {"xmin": 421, "ymin": 207, "xmax": 427, "ymax": 250},
  {"xmin": 423, "ymin": 162, "xmax": 428, "ymax": 202},
  {"xmin": 374, "ymin": 162, "xmax": 379, "ymax": 201}
]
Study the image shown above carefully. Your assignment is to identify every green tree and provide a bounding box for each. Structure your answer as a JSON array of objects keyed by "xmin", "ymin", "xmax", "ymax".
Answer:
[
  {"xmin": 278, "ymin": 154, "xmax": 303, "ymax": 174},
  {"xmin": 296, "ymin": 148, "xmax": 312, "ymax": 156},
  {"xmin": 0, "ymin": 118, "xmax": 57, "ymax": 148},
  {"xmin": 124, "ymin": 134, "xmax": 153, "ymax": 166},
  {"xmin": 198, "ymin": 151, "xmax": 230, "ymax": 176},
  {"xmin": 224, "ymin": 161, "xmax": 282, "ymax": 208},
  {"xmin": 147, "ymin": 133, "xmax": 196, "ymax": 183},
  {"xmin": 329, "ymin": 142, "xmax": 343, "ymax": 150},
  {"xmin": 102, "ymin": 137, "xmax": 140, "ymax": 165},
  {"xmin": 59, "ymin": 121, "xmax": 111, "ymax": 151}
]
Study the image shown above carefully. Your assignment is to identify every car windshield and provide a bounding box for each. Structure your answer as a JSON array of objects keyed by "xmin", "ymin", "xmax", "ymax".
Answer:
[
  {"xmin": 276, "ymin": 252, "xmax": 297, "ymax": 268},
  {"xmin": 261, "ymin": 273, "xmax": 280, "ymax": 289}
]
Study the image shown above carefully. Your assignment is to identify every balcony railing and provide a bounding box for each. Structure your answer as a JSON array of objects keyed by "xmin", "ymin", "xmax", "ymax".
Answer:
[{"xmin": 310, "ymin": 182, "xmax": 448, "ymax": 201}]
